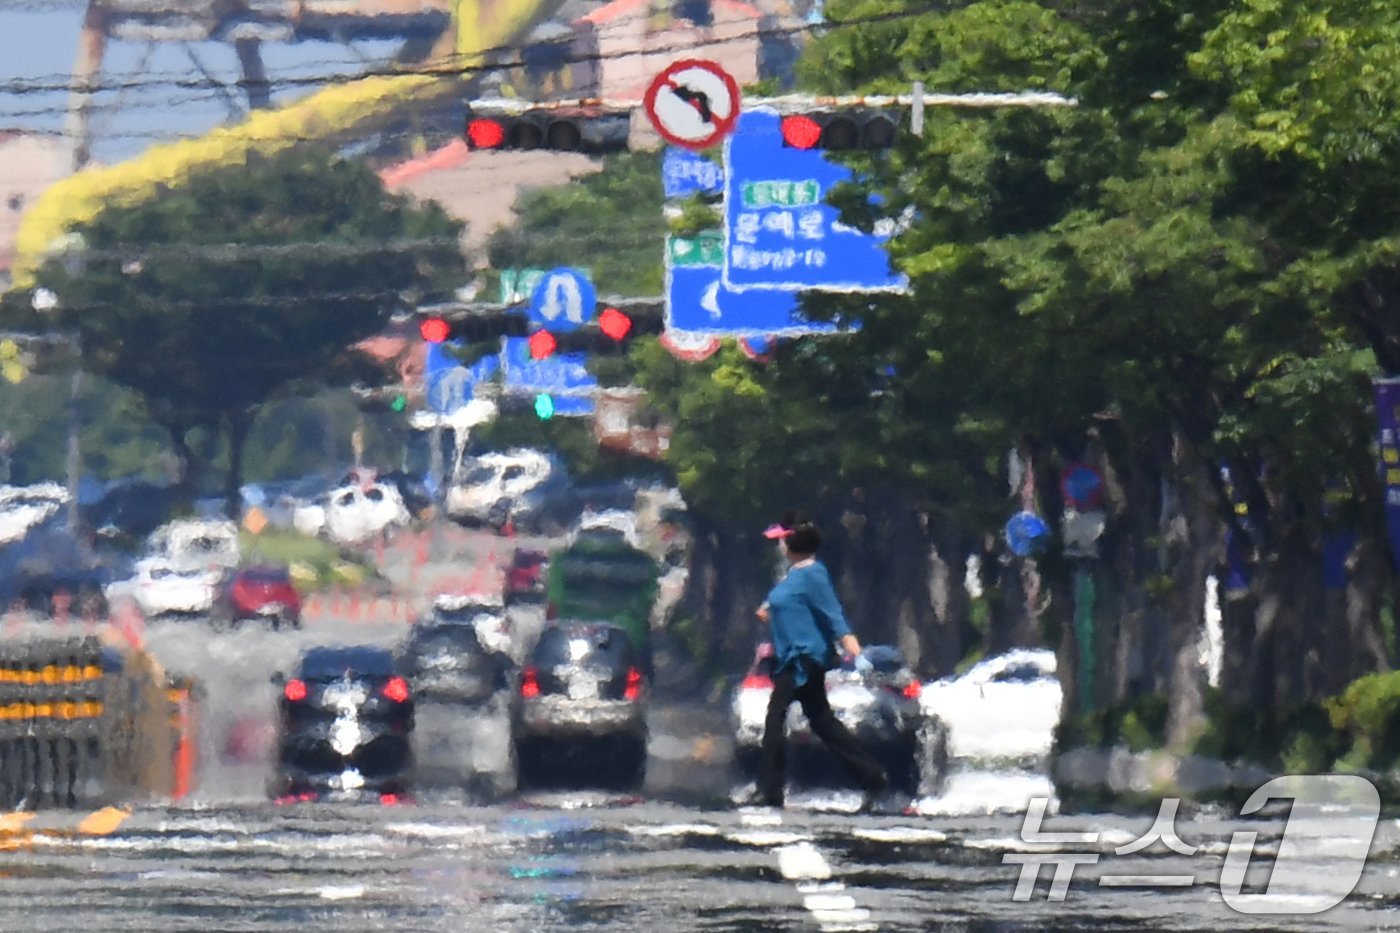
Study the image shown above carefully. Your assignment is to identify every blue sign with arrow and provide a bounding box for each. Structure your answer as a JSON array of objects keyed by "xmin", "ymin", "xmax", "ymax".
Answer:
[
  {"xmin": 529, "ymin": 267, "xmax": 596, "ymax": 333},
  {"xmin": 424, "ymin": 340, "xmax": 501, "ymax": 414},
  {"xmin": 501, "ymin": 336, "xmax": 597, "ymax": 409},
  {"xmin": 723, "ymin": 109, "xmax": 907, "ymax": 293},
  {"xmin": 667, "ymin": 261, "xmax": 840, "ymax": 336}
]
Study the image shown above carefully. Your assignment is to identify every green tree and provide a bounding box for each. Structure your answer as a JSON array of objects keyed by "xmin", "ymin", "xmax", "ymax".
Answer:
[
  {"xmin": 6, "ymin": 148, "xmax": 466, "ymax": 516},
  {"xmin": 485, "ymin": 151, "xmax": 666, "ymax": 297}
]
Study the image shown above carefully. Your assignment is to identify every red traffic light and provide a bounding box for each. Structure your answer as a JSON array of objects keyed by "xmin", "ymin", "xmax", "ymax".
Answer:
[
  {"xmin": 466, "ymin": 117, "xmax": 506, "ymax": 149},
  {"xmin": 780, "ymin": 114, "xmax": 822, "ymax": 150},
  {"xmin": 599, "ymin": 307, "xmax": 632, "ymax": 341},
  {"xmin": 419, "ymin": 317, "xmax": 451, "ymax": 343},
  {"xmin": 528, "ymin": 330, "xmax": 557, "ymax": 360}
]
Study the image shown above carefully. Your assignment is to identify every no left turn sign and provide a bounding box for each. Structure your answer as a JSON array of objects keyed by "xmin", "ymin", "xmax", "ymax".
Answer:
[{"xmin": 643, "ymin": 59, "xmax": 741, "ymax": 151}]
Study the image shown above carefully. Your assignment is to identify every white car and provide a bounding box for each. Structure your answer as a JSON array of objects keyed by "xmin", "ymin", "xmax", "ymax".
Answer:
[
  {"xmin": 105, "ymin": 558, "xmax": 222, "ymax": 618},
  {"xmin": 144, "ymin": 519, "xmax": 240, "ymax": 571},
  {"xmin": 294, "ymin": 480, "xmax": 410, "ymax": 544},
  {"xmin": 919, "ymin": 649, "xmax": 1061, "ymax": 764},
  {"xmin": 444, "ymin": 449, "xmax": 557, "ymax": 526}
]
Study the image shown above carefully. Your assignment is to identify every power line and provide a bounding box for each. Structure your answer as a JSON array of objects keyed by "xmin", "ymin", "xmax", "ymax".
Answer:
[{"xmin": 1, "ymin": 2, "xmax": 949, "ymax": 101}]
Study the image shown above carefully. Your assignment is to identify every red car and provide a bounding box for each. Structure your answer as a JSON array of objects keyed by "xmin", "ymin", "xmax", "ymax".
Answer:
[
  {"xmin": 219, "ymin": 566, "xmax": 302, "ymax": 629},
  {"xmin": 504, "ymin": 549, "xmax": 549, "ymax": 604}
]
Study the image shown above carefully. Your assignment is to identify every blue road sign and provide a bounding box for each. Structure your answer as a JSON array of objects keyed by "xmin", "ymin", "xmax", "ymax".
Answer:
[
  {"xmin": 424, "ymin": 340, "xmax": 501, "ymax": 414},
  {"xmin": 529, "ymin": 267, "xmax": 596, "ymax": 333},
  {"xmin": 723, "ymin": 109, "xmax": 907, "ymax": 293},
  {"xmin": 502, "ymin": 336, "xmax": 598, "ymax": 401},
  {"xmin": 663, "ymin": 146, "xmax": 725, "ymax": 199},
  {"xmin": 667, "ymin": 260, "xmax": 839, "ymax": 336}
]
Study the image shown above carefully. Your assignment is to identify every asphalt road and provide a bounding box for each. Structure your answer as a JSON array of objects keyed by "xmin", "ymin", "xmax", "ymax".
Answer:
[
  {"xmin": 0, "ymin": 795, "xmax": 1398, "ymax": 931},
  {"xmin": 5, "ymin": 524, "xmax": 1399, "ymax": 930}
]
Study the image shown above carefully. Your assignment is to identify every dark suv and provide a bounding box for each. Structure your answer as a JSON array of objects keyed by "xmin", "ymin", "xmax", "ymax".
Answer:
[
  {"xmin": 401, "ymin": 619, "xmax": 515, "ymax": 706},
  {"xmin": 512, "ymin": 621, "xmax": 647, "ymax": 790},
  {"xmin": 272, "ymin": 645, "xmax": 415, "ymax": 802}
]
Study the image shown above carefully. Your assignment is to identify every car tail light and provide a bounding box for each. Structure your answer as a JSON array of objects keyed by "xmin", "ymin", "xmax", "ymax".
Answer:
[
  {"xmin": 521, "ymin": 667, "xmax": 540, "ymax": 698},
  {"xmin": 624, "ymin": 667, "xmax": 642, "ymax": 700},
  {"xmin": 382, "ymin": 676, "xmax": 410, "ymax": 703},
  {"xmin": 545, "ymin": 601, "xmax": 557, "ymax": 620},
  {"xmin": 901, "ymin": 681, "xmax": 922, "ymax": 700},
  {"xmin": 284, "ymin": 678, "xmax": 308, "ymax": 702},
  {"xmin": 380, "ymin": 793, "xmax": 401, "ymax": 806},
  {"xmin": 741, "ymin": 675, "xmax": 772, "ymax": 690}
]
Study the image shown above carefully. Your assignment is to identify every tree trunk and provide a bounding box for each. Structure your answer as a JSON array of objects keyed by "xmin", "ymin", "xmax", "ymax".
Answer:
[
  {"xmin": 1163, "ymin": 446, "xmax": 1219, "ymax": 751},
  {"xmin": 1343, "ymin": 534, "xmax": 1391, "ymax": 683},
  {"xmin": 224, "ymin": 409, "xmax": 253, "ymax": 521},
  {"xmin": 926, "ymin": 515, "xmax": 971, "ymax": 677}
]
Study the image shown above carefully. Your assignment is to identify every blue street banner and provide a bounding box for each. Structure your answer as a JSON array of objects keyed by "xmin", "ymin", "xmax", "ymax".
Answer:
[
  {"xmin": 722, "ymin": 109, "xmax": 908, "ymax": 293},
  {"xmin": 528, "ymin": 267, "xmax": 596, "ymax": 333},
  {"xmin": 1375, "ymin": 378, "xmax": 1400, "ymax": 571},
  {"xmin": 424, "ymin": 340, "xmax": 501, "ymax": 414},
  {"xmin": 663, "ymin": 146, "xmax": 724, "ymax": 199},
  {"xmin": 502, "ymin": 336, "xmax": 597, "ymax": 403}
]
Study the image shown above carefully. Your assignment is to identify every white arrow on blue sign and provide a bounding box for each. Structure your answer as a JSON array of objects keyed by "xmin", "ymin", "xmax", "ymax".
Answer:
[{"xmin": 529, "ymin": 267, "xmax": 596, "ymax": 333}]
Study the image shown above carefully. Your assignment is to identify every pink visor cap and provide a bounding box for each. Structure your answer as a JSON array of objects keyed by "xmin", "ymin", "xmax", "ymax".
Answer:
[{"xmin": 763, "ymin": 524, "xmax": 793, "ymax": 539}]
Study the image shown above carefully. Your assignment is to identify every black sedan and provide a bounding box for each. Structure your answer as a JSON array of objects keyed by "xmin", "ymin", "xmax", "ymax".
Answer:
[
  {"xmin": 272, "ymin": 645, "xmax": 415, "ymax": 802},
  {"xmin": 512, "ymin": 621, "xmax": 648, "ymax": 790}
]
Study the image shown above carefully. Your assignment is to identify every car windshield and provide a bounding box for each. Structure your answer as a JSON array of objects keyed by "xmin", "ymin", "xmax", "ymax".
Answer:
[
  {"xmin": 532, "ymin": 624, "xmax": 634, "ymax": 670},
  {"xmin": 463, "ymin": 465, "xmax": 499, "ymax": 485},
  {"xmin": 408, "ymin": 623, "xmax": 483, "ymax": 655},
  {"xmin": 298, "ymin": 646, "xmax": 395, "ymax": 681}
]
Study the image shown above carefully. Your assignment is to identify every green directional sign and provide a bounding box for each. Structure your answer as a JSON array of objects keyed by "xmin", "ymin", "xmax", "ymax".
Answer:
[
  {"xmin": 499, "ymin": 267, "xmax": 546, "ymax": 304},
  {"xmin": 668, "ymin": 232, "xmax": 724, "ymax": 268}
]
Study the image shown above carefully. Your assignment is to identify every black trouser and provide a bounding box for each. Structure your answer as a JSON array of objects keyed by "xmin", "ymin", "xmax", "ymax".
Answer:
[{"xmin": 759, "ymin": 656, "xmax": 887, "ymax": 804}]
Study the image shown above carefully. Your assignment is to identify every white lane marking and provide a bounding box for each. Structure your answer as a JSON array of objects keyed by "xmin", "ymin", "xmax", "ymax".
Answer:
[
  {"xmin": 777, "ymin": 842, "xmax": 832, "ymax": 880},
  {"xmin": 852, "ymin": 826, "xmax": 947, "ymax": 844},
  {"xmin": 768, "ymin": 815, "xmax": 879, "ymax": 932},
  {"xmin": 318, "ymin": 884, "xmax": 365, "ymax": 900},
  {"xmin": 384, "ymin": 822, "xmax": 488, "ymax": 840},
  {"xmin": 628, "ymin": 823, "xmax": 722, "ymax": 838},
  {"xmin": 728, "ymin": 829, "xmax": 812, "ymax": 847}
]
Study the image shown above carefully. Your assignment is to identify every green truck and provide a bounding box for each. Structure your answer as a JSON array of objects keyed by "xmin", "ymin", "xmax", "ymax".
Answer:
[{"xmin": 546, "ymin": 524, "xmax": 660, "ymax": 670}]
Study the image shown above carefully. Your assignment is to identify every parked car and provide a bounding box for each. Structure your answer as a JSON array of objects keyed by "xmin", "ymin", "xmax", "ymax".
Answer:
[
  {"xmin": 512, "ymin": 621, "xmax": 648, "ymax": 790},
  {"xmin": 919, "ymin": 648, "xmax": 1060, "ymax": 764},
  {"xmin": 444, "ymin": 449, "xmax": 573, "ymax": 532},
  {"xmin": 143, "ymin": 519, "xmax": 240, "ymax": 571},
  {"xmin": 504, "ymin": 548, "xmax": 549, "ymax": 604},
  {"xmin": 731, "ymin": 642, "xmax": 947, "ymax": 796},
  {"xmin": 215, "ymin": 565, "xmax": 301, "ymax": 629},
  {"xmin": 294, "ymin": 475, "xmax": 411, "ymax": 545},
  {"xmin": 104, "ymin": 557, "xmax": 222, "ymax": 620},
  {"xmin": 0, "ymin": 484, "xmax": 122, "ymax": 615},
  {"xmin": 271, "ymin": 645, "xmax": 415, "ymax": 802}
]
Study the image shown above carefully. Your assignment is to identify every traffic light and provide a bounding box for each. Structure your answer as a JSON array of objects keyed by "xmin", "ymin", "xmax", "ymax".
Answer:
[
  {"xmin": 780, "ymin": 110, "xmax": 899, "ymax": 150},
  {"xmin": 540, "ymin": 307, "xmax": 664, "ymax": 356},
  {"xmin": 416, "ymin": 311, "xmax": 529, "ymax": 344},
  {"xmin": 465, "ymin": 107, "xmax": 630, "ymax": 154},
  {"xmin": 534, "ymin": 393, "xmax": 555, "ymax": 420}
]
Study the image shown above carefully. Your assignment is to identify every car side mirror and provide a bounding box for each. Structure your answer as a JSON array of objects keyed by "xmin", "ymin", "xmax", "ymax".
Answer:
[
  {"xmin": 977, "ymin": 683, "xmax": 985, "ymax": 699},
  {"xmin": 270, "ymin": 671, "xmax": 285, "ymax": 686}
]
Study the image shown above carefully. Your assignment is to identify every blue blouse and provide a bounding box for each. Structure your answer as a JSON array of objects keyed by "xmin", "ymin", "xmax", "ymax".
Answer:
[{"xmin": 764, "ymin": 561, "xmax": 851, "ymax": 686}]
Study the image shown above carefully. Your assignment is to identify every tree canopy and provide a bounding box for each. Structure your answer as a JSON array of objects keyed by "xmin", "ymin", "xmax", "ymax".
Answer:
[{"xmin": 4, "ymin": 147, "xmax": 467, "ymax": 513}]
